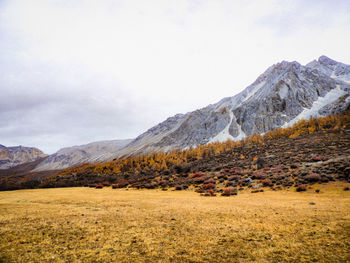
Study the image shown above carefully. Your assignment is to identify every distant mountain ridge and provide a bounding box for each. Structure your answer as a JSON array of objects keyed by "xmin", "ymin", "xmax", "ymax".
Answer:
[
  {"xmin": 0, "ymin": 145, "xmax": 47, "ymax": 169},
  {"xmin": 34, "ymin": 139, "xmax": 133, "ymax": 171},
  {"xmin": 33, "ymin": 55, "xmax": 350, "ymax": 171}
]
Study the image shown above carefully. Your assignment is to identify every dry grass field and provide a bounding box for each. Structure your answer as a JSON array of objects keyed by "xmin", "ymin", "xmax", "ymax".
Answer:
[{"xmin": 0, "ymin": 183, "xmax": 349, "ymax": 263}]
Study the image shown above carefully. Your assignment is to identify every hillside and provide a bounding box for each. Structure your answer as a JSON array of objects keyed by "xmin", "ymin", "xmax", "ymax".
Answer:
[
  {"xmin": 0, "ymin": 157, "xmax": 60, "ymax": 190},
  {"xmin": 37, "ymin": 112, "xmax": 350, "ymax": 194},
  {"xmin": 0, "ymin": 145, "xmax": 47, "ymax": 169},
  {"xmin": 33, "ymin": 139, "xmax": 133, "ymax": 171}
]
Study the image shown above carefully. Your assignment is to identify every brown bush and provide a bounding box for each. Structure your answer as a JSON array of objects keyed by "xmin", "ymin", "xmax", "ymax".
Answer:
[
  {"xmin": 204, "ymin": 178, "xmax": 216, "ymax": 184},
  {"xmin": 296, "ymin": 184, "xmax": 307, "ymax": 192},
  {"xmin": 116, "ymin": 180, "xmax": 129, "ymax": 188},
  {"xmin": 194, "ymin": 176, "xmax": 206, "ymax": 184},
  {"xmin": 175, "ymin": 185, "xmax": 183, "ymax": 190},
  {"xmin": 311, "ymin": 156, "xmax": 326, "ymax": 162},
  {"xmin": 262, "ymin": 179, "xmax": 273, "ymax": 187},
  {"xmin": 221, "ymin": 187, "xmax": 237, "ymax": 196},
  {"xmin": 305, "ymin": 173, "xmax": 321, "ymax": 182},
  {"xmin": 228, "ymin": 175, "xmax": 239, "ymax": 181},
  {"xmin": 191, "ymin": 172, "xmax": 203, "ymax": 178},
  {"xmin": 221, "ymin": 168, "xmax": 230, "ymax": 174},
  {"xmin": 229, "ymin": 167, "xmax": 242, "ymax": 175},
  {"xmin": 203, "ymin": 183, "xmax": 216, "ymax": 190},
  {"xmin": 252, "ymin": 172, "xmax": 264, "ymax": 179}
]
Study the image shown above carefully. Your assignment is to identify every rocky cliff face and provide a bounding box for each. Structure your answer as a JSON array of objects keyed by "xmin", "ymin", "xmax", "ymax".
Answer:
[
  {"xmin": 33, "ymin": 139, "xmax": 133, "ymax": 171},
  {"xmin": 114, "ymin": 56, "xmax": 350, "ymax": 157},
  {"xmin": 0, "ymin": 145, "xmax": 47, "ymax": 169}
]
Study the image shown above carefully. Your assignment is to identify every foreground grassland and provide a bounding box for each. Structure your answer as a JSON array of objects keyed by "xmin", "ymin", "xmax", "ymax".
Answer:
[{"xmin": 0, "ymin": 184, "xmax": 349, "ymax": 263}]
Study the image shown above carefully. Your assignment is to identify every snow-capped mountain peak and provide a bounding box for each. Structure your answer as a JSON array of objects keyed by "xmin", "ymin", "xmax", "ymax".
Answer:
[
  {"xmin": 113, "ymin": 56, "xmax": 350, "ymax": 158},
  {"xmin": 32, "ymin": 56, "xmax": 350, "ymax": 171}
]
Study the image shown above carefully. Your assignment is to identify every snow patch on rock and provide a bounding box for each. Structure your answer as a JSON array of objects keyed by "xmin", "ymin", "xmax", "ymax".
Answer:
[
  {"xmin": 232, "ymin": 123, "xmax": 246, "ymax": 141},
  {"xmin": 283, "ymin": 86, "xmax": 347, "ymax": 128},
  {"xmin": 208, "ymin": 109, "xmax": 235, "ymax": 143},
  {"xmin": 279, "ymin": 85, "xmax": 289, "ymax": 99}
]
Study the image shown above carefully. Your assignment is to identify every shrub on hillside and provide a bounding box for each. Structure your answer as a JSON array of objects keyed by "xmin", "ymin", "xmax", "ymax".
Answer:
[
  {"xmin": 311, "ymin": 156, "xmax": 326, "ymax": 162},
  {"xmin": 226, "ymin": 181, "xmax": 236, "ymax": 187},
  {"xmin": 296, "ymin": 184, "xmax": 307, "ymax": 192},
  {"xmin": 175, "ymin": 185, "xmax": 183, "ymax": 190},
  {"xmin": 282, "ymin": 178, "xmax": 294, "ymax": 187},
  {"xmin": 116, "ymin": 180, "xmax": 129, "ymax": 188},
  {"xmin": 203, "ymin": 183, "xmax": 216, "ymax": 190},
  {"xmin": 194, "ymin": 176, "xmax": 206, "ymax": 184},
  {"xmin": 221, "ymin": 187, "xmax": 237, "ymax": 196},
  {"xmin": 204, "ymin": 178, "xmax": 216, "ymax": 184},
  {"xmin": 228, "ymin": 175, "xmax": 240, "ymax": 181},
  {"xmin": 305, "ymin": 173, "xmax": 321, "ymax": 182},
  {"xmin": 221, "ymin": 168, "xmax": 230, "ymax": 174},
  {"xmin": 229, "ymin": 167, "xmax": 242, "ymax": 175},
  {"xmin": 191, "ymin": 172, "xmax": 203, "ymax": 178},
  {"xmin": 174, "ymin": 164, "xmax": 191, "ymax": 173},
  {"xmin": 252, "ymin": 172, "xmax": 264, "ymax": 179},
  {"xmin": 262, "ymin": 179, "xmax": 273, "ymax": 187},
  {"xmin": 251, "ymin": 189, "xmax": 264, "ymax": 193}
]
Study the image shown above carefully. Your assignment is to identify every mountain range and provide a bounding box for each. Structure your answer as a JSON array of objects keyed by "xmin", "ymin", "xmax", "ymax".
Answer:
[
  {"xmin": 33, "ymin": 139, "xmax": 133, "ymax": 171},
  {"xmin": 4, "ymin": 55, "xmax": 350, "ymax": 172},
  {"xmin": 110, "ymin": 55, "xmax": 350, "ymax": 156},
  {"xmin": 0, "ymin": 145, "xmax": 47, "ymax": 169}
]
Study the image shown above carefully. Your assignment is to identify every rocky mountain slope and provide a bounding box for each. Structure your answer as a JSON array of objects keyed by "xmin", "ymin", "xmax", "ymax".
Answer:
[
  {"xmin": 114, "ymin": 56, "xmax": 350, "ymax": 157},
  {"xmin": 32, "ymin": 55, "xmax": 350, "ymax": 172},
  {"xmin": 0, "ymin": 145, "xmax": 47, "ymax": 169},
  {"xmin": 34, "ymin": 139, "xmax": 133, "ymax": 171}
]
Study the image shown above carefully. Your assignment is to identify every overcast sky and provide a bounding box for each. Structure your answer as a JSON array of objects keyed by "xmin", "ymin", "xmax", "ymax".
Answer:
[{"xmin": 1, "ymin": 0, "xmax": 349, "ymax": 154}]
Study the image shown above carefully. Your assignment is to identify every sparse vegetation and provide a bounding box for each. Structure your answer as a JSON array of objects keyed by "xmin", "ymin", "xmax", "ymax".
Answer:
[
  {"xmin": 0, "ymin": 183, "xmax": 349, "ymax": 262},
  {"xmin": 13, "ymin": 111, "xmax": 345, "ymax": 194}
]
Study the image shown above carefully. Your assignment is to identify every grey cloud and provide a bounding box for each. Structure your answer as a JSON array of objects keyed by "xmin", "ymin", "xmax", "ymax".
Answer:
[
  {"xmin": 0, "ymin": 94, "xmax": 145, "ymax": 153},
  {"xmin": 1, "ymin": 0, "xmax": 349, "ymax": 154},
  {"xmin": 257, "ymin": 0, "xmax": 350, "ymax": 36},
  {"xmin": 0, "ymin": 59, "xmax": 148, "ymax": 153}
]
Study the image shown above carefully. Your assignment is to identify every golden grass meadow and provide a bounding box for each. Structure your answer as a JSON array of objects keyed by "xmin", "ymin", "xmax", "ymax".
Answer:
[{"xmin": 0, "ymin": 183, "xmax": 349, "ymax": 263}]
